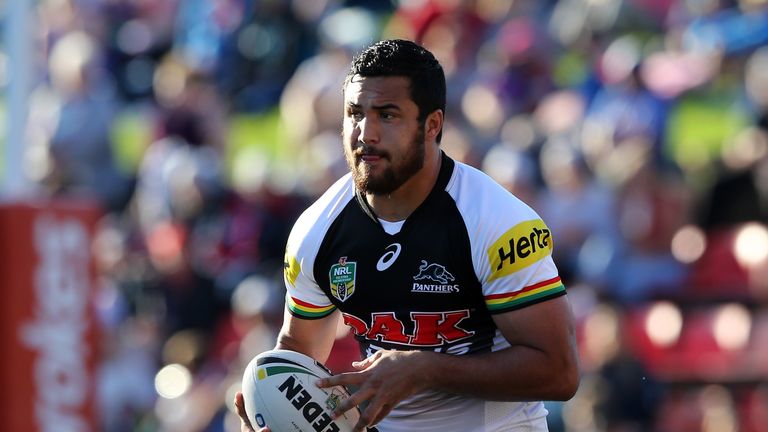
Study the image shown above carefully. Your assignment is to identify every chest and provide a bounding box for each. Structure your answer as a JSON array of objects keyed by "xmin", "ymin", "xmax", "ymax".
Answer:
[{"xmin": 313, "ymin": 197, "xmax": 484, "ymax": 316}]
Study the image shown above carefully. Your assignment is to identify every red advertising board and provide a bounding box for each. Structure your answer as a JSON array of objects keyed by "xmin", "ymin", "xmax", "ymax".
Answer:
[{"xmin": 0, "ymin": 200, "xmax": 101, "ymax": 432}]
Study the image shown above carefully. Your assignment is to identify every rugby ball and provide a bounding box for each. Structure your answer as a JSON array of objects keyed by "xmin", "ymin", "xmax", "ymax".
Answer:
[{"xmin": 242, "ymin": 349, "xmax": 360, "ymax": 432}]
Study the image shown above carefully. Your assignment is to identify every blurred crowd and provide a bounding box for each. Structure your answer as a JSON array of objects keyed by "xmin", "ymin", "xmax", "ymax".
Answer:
[{"xmin": 9, "ymin": 0, "xmax": 768, "ymax": 431}]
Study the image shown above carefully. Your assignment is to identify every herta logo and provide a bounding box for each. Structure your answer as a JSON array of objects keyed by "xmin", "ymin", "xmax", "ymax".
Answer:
[
  {"xmin": 278, "ymin": 375, "xmax": 340, "ymax": 432},
  {"xmin": 488, "ymin": 219, "xmax": 552, "ymax": 282},
  {"xmin": 329, "ymin": 256, "xmax": 356, "ymax": 302}
]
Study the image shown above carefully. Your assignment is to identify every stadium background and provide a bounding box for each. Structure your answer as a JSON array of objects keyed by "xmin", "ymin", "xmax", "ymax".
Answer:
[{"xmin": 1, "ymin": 0, "xmax": 768, "ymax": 431}]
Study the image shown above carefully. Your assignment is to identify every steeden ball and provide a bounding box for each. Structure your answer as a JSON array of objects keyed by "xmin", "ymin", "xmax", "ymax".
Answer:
[{"xmin": 241, "ymin": 349, "xmax": 361, "ymax": 432}]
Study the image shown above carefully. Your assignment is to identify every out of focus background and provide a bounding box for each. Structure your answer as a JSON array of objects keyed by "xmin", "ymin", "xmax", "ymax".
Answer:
[{"xmin": 0, "ymin": 0, "xmax": 767, "ymax": 431}]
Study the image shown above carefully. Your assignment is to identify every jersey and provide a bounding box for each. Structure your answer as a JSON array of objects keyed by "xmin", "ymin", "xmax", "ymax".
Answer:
[{"xmin": 283, "ymin": 152, "xmax": 566, "ymax": 431}]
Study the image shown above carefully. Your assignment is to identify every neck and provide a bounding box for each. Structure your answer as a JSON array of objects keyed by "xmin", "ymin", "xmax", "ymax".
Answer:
[{"xmin": 367, "ymin": 148, "xmax": 442, "ymax": 222}]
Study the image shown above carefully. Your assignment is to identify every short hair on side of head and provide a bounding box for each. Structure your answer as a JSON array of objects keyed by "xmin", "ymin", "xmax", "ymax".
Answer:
[{"xmin": 344, "ymin": 39, "xmax": 446, "ymax": 142}]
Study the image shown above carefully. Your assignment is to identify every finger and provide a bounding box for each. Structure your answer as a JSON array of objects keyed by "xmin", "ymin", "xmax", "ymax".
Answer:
[
  {"xmin": 234, "ymin": 392, "xmax": 255, "ymax": 432},
  {"xmin": 351, "ymin": 354, "xmax": 377, "ymax": 370},
  {"xmin": 332, "ymin": 385, "xmax": 377, "ymax": 419},
  {"xmin": 366, "ymin": 398, "xmax": 395, "ymax": 427},
  {"xmin": 354, "ymin": 392, "xmax": 394, "ymax": 431},
  {"xmin": 316, "ymin": 371, "xmax": 366, "ymax": 388}
]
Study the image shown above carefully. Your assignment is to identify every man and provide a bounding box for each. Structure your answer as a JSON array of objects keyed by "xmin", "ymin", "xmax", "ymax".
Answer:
[{"xmin": 235, "ymin": 39, "xmax": 579, "ymax": 432}]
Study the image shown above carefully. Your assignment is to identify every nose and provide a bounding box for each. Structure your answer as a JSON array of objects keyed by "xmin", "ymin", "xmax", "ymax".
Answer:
[{"xmin": 357, "ymin": 117, "xmax": 378, "ymax": 145}]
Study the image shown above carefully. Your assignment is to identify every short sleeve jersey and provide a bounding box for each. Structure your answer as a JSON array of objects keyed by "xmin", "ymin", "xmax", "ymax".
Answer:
[{"xmin": 283, "ymin": 153, "xmax": 565, "ymax": 431}]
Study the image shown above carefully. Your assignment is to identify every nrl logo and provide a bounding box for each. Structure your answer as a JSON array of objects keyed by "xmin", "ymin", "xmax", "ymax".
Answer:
[{"xmin": 330, "ymin": 256, "xmax": 356, "ymax": 302}]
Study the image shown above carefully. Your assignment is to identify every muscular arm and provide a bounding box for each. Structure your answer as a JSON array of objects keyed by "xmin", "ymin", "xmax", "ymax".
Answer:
[
  {"xmin": 274, "ymin": 307, "xmax": 341, "ymax": 363},
  {"xmin": 416, "ymin": 295, "xmax": 580, "ymax": 400},
  {"xmin": 320, "ymin": 295, "xmax": 580, "ymax": 429}
]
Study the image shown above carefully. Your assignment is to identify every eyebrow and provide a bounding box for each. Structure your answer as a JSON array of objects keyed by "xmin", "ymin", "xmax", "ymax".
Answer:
[
  {"xmin": 373, "ymin": 103, "xmax": 401, "ymax": 111},
  {"xmin": 347, "ymin": 102, "xmax": 402, "ymax": 111}
]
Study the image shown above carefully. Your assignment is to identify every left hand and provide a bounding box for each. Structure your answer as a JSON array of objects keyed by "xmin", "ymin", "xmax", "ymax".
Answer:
[
  {"xmin": 234, "ymin": 391, "xmax": 269, "ymax": 432},
  {"xmin": 316, "ymin": 350, "xmax": 432, "ymax": 432}
]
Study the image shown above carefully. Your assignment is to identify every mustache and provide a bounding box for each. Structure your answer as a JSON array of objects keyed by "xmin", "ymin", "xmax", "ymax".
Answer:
[{"xmin": 353, "ymin": 143, "xmax": 388, "ymax": 158}]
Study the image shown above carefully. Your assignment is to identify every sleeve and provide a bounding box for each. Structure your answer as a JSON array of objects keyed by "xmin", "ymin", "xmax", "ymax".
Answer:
[
  {"xmin": 281, "ymin": 175, "xmax": 355, "ymax": 319},
  {"xmin": 283, "ymin": 248, "xmax": 336, "ymax": 319},
  {"xmin": 481, "ymin": 220, "xmax": 565, "ymax": 313},
  {"xmin": 449, "ymin": 164, "xmax": 566, "ymax": 315},
  {"xmin": 283, "ymin": 219, "xmax": 338, "ymax": 320}
]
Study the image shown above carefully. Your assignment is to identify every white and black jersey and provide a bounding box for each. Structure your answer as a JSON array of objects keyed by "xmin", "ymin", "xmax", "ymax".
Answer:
[{"xmin": 283, "ymin": 152, "xmax": 565, "ymax": 431}]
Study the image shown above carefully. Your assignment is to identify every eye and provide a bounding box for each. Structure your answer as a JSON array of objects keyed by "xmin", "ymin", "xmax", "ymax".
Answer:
[
  {"xmin": 348, "ymin": 110, "xmax": 363, "ymax": 122},
  {"xmin": 380, "ymin": 112, "xmax": 395, "ymax": 120}
]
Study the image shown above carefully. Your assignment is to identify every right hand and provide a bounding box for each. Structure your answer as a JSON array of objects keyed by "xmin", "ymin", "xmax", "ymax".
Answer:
[{"xmin": 234, "ymin": 391, "xmax": 270, "ymax": 432}]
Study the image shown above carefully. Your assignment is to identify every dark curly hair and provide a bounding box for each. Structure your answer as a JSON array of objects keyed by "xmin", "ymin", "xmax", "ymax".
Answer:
[{"xmin": 344, "ymin": 39, "xmax": 446, "ymax": 142}]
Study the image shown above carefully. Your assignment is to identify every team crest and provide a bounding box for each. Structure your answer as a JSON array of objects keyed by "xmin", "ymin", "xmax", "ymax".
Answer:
[{"xmin": 329, "ymin": 257, "xmax": 356, "ymax": 302}]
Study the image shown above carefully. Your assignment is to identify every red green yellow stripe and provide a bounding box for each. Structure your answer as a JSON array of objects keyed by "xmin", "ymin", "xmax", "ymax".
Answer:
[
  {"xmin": 287, "ymin": 296, "xmax": 336, "ymax": 318},
  {"xmin": 485, "ymin": 277, "xmax": 565, "ymax": 312}
]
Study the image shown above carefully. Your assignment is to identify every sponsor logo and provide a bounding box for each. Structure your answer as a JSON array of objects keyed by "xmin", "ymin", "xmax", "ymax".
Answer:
[
  {"xmin": 329, "ymin": 257, "xmax": 356, "ymax": 302},
  {"xmin": 343, "ymin": 310, "xmax": 475, "ymax": 347},
  {"xmin": 376, "ymin": 243, "xmax": 401, "ymax": 271},
  {"xmin": 278, "ymin": 375, "xmax": 340, "ymax": 431},
  {"xmin": 21, "ymin": 216, "xmax": 91, "ymax": 432},
  {"xmin": 284, "ymin": 253, "xmax": 301, "ymax": 287},
  {"xmin": 487, "ymin": 219, "xmax": 552, "ymax": 282}
]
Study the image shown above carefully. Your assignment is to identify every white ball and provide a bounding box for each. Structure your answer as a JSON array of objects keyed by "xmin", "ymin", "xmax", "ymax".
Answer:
[{"xmin": 242, "ymin": 349, "xmax": 360, "ymax": 432}]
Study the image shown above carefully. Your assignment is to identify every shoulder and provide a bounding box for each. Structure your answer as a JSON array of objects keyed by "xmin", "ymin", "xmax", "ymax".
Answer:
[
  {"xmin": 284, "ymin": 174, "xmax": 354, "ymax": 306},
  {"xmin": 287, "ymin": 174, "xmax": 355, "ymax": 257},
  {"xmin": 446, "ymin": 160, "xmax": 542, "ymax": 230},
  {"xmin": 445, "ymin": 160, "xmax": 556, "ymax": 285}
]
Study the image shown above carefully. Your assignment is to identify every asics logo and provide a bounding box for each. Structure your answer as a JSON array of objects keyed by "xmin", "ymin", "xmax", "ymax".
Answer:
[{"xmin": 376, "ymin": 243, "xmax": 402, "ymax": 271}]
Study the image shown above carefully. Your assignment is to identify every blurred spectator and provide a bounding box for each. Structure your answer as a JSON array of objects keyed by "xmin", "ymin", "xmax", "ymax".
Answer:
[
  {"xmin": 537, "ymin": 140, "xmax": 620, "ymax": 285},
  {"xmin": 99, "ymin": 0, "xmax": 177, "ymax": 100},
  {"xmin": 214, "ymin": 0, "xmax": 317, "ymax": 111},
  {"xmin": 700, "ymin": 127, "xmax": 768, "ymax": 228},
  {"xmin": 27, "ymin": 30, "xmax": 134, "ymax": 212},
  {"xmin": 594, "ymin": 349, "xmax": 663, "ymax": 432},
  {"xmin": 582, "ymin": 36, "xmax": 670, "ymax": 168},
  {"xmin": 494, "ymin": 17, "xmax": 557, "ymax": 116},
  {"xmin": 97, "ymin": 317, "xmax": 160, "ymax": 432},
  {"xmin": 481, "ymin": 142, "xmax": 540, "ymax": 207},
  {"xmin": 611, "ymin": 157, "xmax": 691, "ymax": 302}
]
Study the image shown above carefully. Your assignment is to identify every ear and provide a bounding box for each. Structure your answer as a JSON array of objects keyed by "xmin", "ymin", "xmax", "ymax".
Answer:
[{"xmin": 424, "ymin": 109, "xmax": 444, "ymax": 142}]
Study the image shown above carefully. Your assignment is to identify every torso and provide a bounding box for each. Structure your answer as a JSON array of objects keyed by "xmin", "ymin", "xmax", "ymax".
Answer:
[{"xmin": 284, "ymin": 153, "xmax": 563, "ymax": 430}]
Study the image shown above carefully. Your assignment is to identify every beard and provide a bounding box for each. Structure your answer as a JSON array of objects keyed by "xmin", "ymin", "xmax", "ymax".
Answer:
[{"xmin": 345, "ymin": 126, "xmax": 426, "ymax": 195}]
